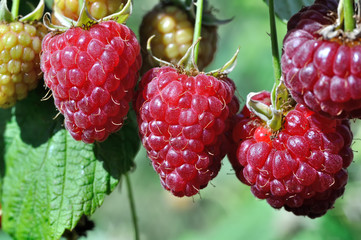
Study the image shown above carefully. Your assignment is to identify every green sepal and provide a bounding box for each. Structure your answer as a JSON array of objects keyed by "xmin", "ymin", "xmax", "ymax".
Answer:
[
  {"xmin": 267, "ymin": 81, "xmax": 286, "ymax": 132},
  {"xmin": 246, "ymin": 92, "xmax": 273, "ymax": 123},
  {"xmin": 76, "ymin": 0, "xmax": 132, "ymax": 26},
  {"xmin": 146, "ymin": 35, "xmax": 175, "ymax": 67},
  {"xmin": 0, "ymin": 0, "xmax": 14, "ymax": 22},
  {"xmin": 46, "ymin": 0, "xmax": 132, "ymax": 32},
  {"xmin": 43, "ymin": 12, "xmax": 69, "ymax": 31},
  {"xmin": 179, "ymin": 37, "xmax": 201, "ymax": 71},
  {"xmin": 75, "ymin": 1, "xmax": 97, "ymax": 27},
  {"xmin": 208, "ymin": 47, "xmax": 240, "ymax": 77},
  {"xmin": 20, "ymin": 0, "xmax": 45, "ymax": 21},
  {"xmin": 271, "ymin": 78, "xmax": 289, "ymax": 111},
  {"xmin": 246, "ymin": 91, "xmax": 283, "ymax": 132},
  {"xmin": 248, "ymin": 80, "xmax": 292, "ymax": 132},
  {"xmin": 103, "ymin": 0, "xmax": 132, "ymax": 24},
  {"xmin": 267, "ymin": 108, "xmax": 283, "ymax": 131}
]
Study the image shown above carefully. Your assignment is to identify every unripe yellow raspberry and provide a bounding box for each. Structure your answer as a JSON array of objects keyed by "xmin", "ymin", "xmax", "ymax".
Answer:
[
  {"xmin": 52, "ymin": 0, "xmax": 127, "ymax": 24},
  {"xmin": 0, "ymin": 21, "xmax": 47, "ymax": 108},
  {"xmin": 139, "ymin": 4, "xmax": 218, "ymax": 73}
]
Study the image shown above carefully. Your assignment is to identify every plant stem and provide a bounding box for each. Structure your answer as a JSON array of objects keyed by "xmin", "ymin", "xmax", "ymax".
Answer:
[
  {"xmin": 269, "ymin": 0, "xmax": 281, "ymax": 85},
  {"xmin": 125, "ymin": 173, "xmax": 139, "ymax": 240},
  {"xmin": 11, "ymin": 0, "xmax": 20, "ymax": 17},
  {"xmin": 268, "ymin": 0, "xmax": 285, "ymax": 131},
  {"xmin": 344, "ymin": 0, "xmax": 355, "ymax": 32},
  {"xmin": 186, "ymin": 0, "xmax": 203, "ymax": 68}
]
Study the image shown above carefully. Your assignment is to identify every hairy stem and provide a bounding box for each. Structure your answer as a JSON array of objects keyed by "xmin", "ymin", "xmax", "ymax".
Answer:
[
  {"xmin": 269, "ymin": 0, "xmax": 281, "ymax": 85},
  {"xmin": 344, "ymin": 0, "xmax": 355, "ymax": 32},
  {"xmin": 125, "ymin": 173, "xmax": 139, "ymax": 240},
  {"xmin": 268, "ymin": 0, "xmax": 285, "ymax": 132},
  {"xmin": 186, "ymin": 0, "xmax": 204, "ymax": 69},
  {"xmin": 269, "ymin": 0, "xmax": 283, "ymax": 115},
  {"xmin": 11, "ymin": 0, "xmax": 20, "ymax": 17}
]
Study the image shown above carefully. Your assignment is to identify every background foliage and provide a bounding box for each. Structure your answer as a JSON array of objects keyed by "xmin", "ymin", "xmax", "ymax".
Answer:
[{"xmin": 1, "ymin": 0, "xmax": 361, "ymax": 239}]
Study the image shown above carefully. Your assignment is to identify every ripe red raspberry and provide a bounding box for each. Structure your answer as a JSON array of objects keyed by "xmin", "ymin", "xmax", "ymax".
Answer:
[
  {"xmin": 52, "ymin": 0, "xmax": 127, "ymax": 24},
  {"xmin": 230, "ymin": 92, "xmax": 353, "ymax": 218},
  {"xmin": 282, "ymin": 0, "xmax": 361, "ymax": 118},
  {"xmin": 0, "ymin": 21, "xmax": 47, "ymax": 108},
  {"xmin": 139, "ymin": 3, "xmax": 217, "ymax": 72},
  {"xmin": 40, "ymin": 21, "xmax": 141, "ymax": 143},
  {"xmin": 135, "ymin": 66, "xmax": 238, "ymax": 197}
]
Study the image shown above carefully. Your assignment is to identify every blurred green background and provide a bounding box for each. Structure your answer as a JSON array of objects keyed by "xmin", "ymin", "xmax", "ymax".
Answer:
[{"xmin": 2, "ymin": 0, "xmax": 361, "ymax": 239}]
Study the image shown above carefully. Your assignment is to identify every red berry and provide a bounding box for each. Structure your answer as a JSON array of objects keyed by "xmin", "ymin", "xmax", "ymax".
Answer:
[
  {"xmin": 135, "ymin": 66, "xmax": 238, "ymax": 197},
  {"xmin": 40, "ymin": 21, "xmax": 141, "ymax": 143},
  {"xmin": 254, "ymin": 126, "xmax": 272, "ymax": 143},
  {"xmin": 229, "ymin": 92, "xmax": 353, "ymax": 218},
  {"xmin": 282, "ymin": 0, "xmax": 361, "ymax": 118}
]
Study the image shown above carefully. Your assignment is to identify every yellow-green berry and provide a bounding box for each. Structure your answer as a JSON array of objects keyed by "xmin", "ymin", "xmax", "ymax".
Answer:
[
  {"xmin": 52, "ymin": 0, "xmax": 127, "ymax": 25},
  {"xmin": 139, "ymin": 4, "xmax": 218, "ymax": 73},
  {"xmin": 0, "ymin": 21, "xmax": 47, "ymax": 108}
]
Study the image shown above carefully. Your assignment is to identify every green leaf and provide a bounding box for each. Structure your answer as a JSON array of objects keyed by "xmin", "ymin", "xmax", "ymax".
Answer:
[
  {"xmin": 0, "ymin": 0, "xmax": 14, "ymax": 22},
  {"xmin": 94, "ymin": 110, "xmax": 140, "ymax": 179},
  {"xmin": 20, "ymin": 0, "xmax": 45, "ymax": 22},
  {"xmin": 14, "ymin": 0, "xmax": 51, "ymax": 17},
  {"xmin": 0, "ymin": 108, "xmax": 11, "ymax": 201},
  {"xmin": 14, "ymin": 87, "xmax": 61, "ymax": 147},
  {"xmin": 44, "ymin": 0, "xmax": 53, "ymax": 10},
  {"xmin": 263, "ymin": 0, "xmax": 315, "ymax": 22},
  {"xmin": 1, "ymin": 87, "xmax": 140, "ymax": 239}
]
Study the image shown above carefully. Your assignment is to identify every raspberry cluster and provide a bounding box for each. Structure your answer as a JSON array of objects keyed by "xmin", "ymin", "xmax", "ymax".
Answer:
[
  {"xmin": 135, "ymin": 66, "xmax": 238, "ymax": 197},
  {"xmin": 4, "ymin": 0, "xmax": 355, "ymax": 221},
  {"xmin": 40, "ymin": 21, "xmax": 141, "ymax": 143}
]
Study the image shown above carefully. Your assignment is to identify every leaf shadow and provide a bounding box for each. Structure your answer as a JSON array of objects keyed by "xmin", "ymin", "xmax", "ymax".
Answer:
[
  {"xmin": 15, "ymin": 86, "xmax": 63, "ymax": 148},
  {"xmin": 94, "ymin": 110, "xmax": 140, "ymax": 179},
  {"xmin": 0, "ymin": 108, "xmax": 12, "ymax": 179}
]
